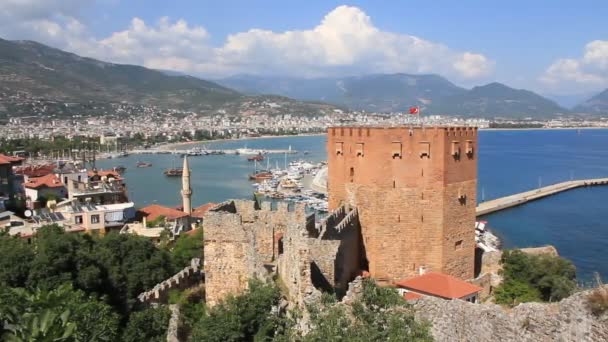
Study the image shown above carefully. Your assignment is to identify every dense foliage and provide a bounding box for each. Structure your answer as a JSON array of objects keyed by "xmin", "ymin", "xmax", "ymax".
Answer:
[
  {"xmin": 494, "ymin": 249, "xmax": 577, "ymax": 306},
  {"xmin": 190, "ymin": 279, "xmax": 281, "ymax": 342},
  {"xmin": 187, "ymin": 278, "xmax": 432, "ymax": 342},
  {"xmin": 0, "ymin": 226, "xmax": 177, "ymax": 339},
  {"xmin": 0, "ymin": 284, "xmax": 120, "ymax": 341},
  {"xmin": 302, "ymin": 279, "xmax": 433, "ymax": 342},
  {"xmin": 170, "ymin": 228, "xmax": 204, "ymax": 268},
  {"xmin": 122, "ymin": 306, "xmax": 172, "ymax": 342}
]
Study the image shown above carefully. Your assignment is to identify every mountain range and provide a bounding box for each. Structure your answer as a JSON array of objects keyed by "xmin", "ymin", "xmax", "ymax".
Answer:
[
  {"xmin": 0, "ymin": 38, "xmax": 337, "ymax": 118},
  {"xmin": 0, "ymin": 36, "xmax": 606, "ymax": 119},
  {"xmin": 218, "ymin": 74, "xmax": 595, "ymax": 118}
]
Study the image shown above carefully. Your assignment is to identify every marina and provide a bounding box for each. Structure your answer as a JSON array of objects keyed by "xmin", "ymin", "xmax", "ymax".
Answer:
[{"xmin": 94, "ymin": 131, "xmax": 608, "ymax": 281}]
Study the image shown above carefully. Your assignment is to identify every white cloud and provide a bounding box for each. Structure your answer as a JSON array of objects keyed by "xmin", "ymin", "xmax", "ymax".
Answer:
[
  {"xmin": 0, "ymin": 4, "xmax": 493, "ymax": 80},
  {"xmin": 541, "ymin": 40, "xmax": 608, "ymax": 92}
]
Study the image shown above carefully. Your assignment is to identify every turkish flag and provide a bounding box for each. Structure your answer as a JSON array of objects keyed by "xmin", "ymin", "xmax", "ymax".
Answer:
[{"xmin": 409, "ymin": 106, "xmax": 419, "ymax": 115}]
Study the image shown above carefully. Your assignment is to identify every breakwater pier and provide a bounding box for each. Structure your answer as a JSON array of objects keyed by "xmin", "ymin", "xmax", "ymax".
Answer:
[{"xmin": 476, "ymin": 178, "xmax": 608, "ymax": 216}]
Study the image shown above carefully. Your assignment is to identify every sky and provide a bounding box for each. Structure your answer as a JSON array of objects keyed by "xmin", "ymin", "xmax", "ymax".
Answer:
[{"xmin": 0, "ymin": 0, "xmax": 607, "ymax": 97}]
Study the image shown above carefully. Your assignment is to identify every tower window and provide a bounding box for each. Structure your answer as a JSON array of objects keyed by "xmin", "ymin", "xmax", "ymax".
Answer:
[
  {"xmin": 335, "ymin": 142, "xmax": 344, "ymax": 156},
  {"xmin": 356, "ymin": 143, "xmax": 364, "ymax": 157},
  {"xmin": 451, "ymin": 141, "xmax": 460, "ymax": 158},
  {"xmin": 466, "ymin": 140, "xmax": 475, "ymax": 157},
  {"xmin": 391, "ymin": 142, "xmax": 402, "ymax": 159},
  {"xmin": 419, "ymin": 142, "xmax": 430, "ymax": 158},
  {"xmin": 455, "ymin": 240, "xmax": 463, "ymax": 250},
  {"xmin": 349, "ymin": 167, "xmax": 354, "ymax": 182}
]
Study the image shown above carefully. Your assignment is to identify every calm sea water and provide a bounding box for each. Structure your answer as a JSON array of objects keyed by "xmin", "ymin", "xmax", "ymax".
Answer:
[{"xmin": 97, "ymin": 129, "xmax": 608, "ymax": 282}]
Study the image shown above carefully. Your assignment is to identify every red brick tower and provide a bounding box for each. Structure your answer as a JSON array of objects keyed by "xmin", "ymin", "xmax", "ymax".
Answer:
[{"xmin": 327, "ymin": 126, "xmax": 477, "ymax": 281}]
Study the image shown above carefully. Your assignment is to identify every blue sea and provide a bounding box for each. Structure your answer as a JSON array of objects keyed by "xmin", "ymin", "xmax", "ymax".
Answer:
[{"xmin": 97, "ymin": 129, "xmax": 608, "ymax": 282}]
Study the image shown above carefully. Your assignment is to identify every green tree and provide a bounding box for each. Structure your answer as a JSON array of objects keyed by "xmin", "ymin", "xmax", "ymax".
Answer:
[
  {"xmin": 0, "ymin": 232, "xmax": 35, "ymax": 287},
  {"xmin": 170, "ymin": 229, "xmax": 204, "ymax": 269},
  {"xmin": 190, "ymin": 280, "xmax": 280, "ymax": 342},
  {"xmin": 122, "ymin": 306, "xmax": 171, "ymax": 342},
  {"xmin": 0, "ymin": 285, "xmax": 119, "ymax": 342},
  {"xmin": 303, "ymin": 279, "xmax": 432, "ymax": 342},
  {"xmin": 495, "ymin": 249, "xmax": 577, "ymax": 306}
]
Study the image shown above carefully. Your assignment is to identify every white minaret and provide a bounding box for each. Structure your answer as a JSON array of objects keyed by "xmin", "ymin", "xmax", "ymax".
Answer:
[{"xmin": 181, "ymin": 156, "xmax": 192, "ymax": 215}]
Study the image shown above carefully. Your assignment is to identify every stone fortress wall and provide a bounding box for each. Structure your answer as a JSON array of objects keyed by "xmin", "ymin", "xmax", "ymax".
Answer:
[
  {"xmin": 327, "ymin": 126, "xmax": 477, "ymax": 282},
  {"xmin": 203, "ymin": 199, "xmax": 364, "ymax": 306},
  {"xmin": 137, "ymin": 258, "xmax": 202, "ymax": 305}
]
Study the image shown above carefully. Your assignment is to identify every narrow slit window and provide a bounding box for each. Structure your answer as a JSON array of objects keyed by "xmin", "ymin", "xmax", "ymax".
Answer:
[
  {"xmin": 419, "ymin": 142, "xmax": 430, "ymax": 158},
  {"xmin": 455, "ymin": 240, "xmax": 463, "ymax": 250},
  {"xmin": 391, "ymin": 142, "xmax": 402, "ymax": 159},
  {"xmin": 466, "ymin": 140, "xmax": 475, "ymax": 157},
  {"xmin": 356, "ymin": 143, "xmax": 364, "ymax": 157},
  {"xmin": 451, "ymin": 141, "xmax": 460, "ymax": 157},
  {"xmin": 335, "ymin": 142, "xmax": 344, "ymax": 156}
]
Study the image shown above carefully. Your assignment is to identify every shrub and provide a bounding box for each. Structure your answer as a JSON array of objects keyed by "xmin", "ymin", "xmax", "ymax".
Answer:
[
  {"xmin": 495, "ymin": 249, "xmax": 576, "ymax": 306},
  {"xmin": 122, "ymin": 306, "xmax": 171, "ymax": 342},
  {"xmin": 586, "ymin": 273, "xmax": 608, "ymax": 316}
]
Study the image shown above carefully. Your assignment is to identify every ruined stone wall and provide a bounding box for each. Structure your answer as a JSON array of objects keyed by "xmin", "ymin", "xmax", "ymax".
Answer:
[
  {"xmin": 327, "ymin": 126, "xmax": 477, "ymax": 282},
  {"xmin": 276, "ymin": 217, "xmax": 317, "ymax": 306},
  {"xmin": 413, "ymin": 286, "xmax": 608, "ymax": 342},
  {"xmin": 204, "ymin": 200, "xmax": 310, "ymax": 306},
  {"xmin": 137, "ymin": 258, "xmax": 202, "ymax": 305},
  {"xmin": 203, "ymin": 210, "xmax": 254, "ymax": 307}
]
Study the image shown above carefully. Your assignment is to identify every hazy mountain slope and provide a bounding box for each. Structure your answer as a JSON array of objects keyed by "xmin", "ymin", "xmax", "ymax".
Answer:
[
  {"xmin": 427, "ymin": 82, "xmax": 568, "ymax": 118},
  {"xmin": 218, "ymin": 73, "xmax": 466, "ymax": 112},
  {"xmin": 573, "ymin": 89, "xmax": 608, "ymax": 114}
]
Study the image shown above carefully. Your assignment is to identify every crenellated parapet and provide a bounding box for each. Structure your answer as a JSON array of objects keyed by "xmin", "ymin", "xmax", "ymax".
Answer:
[{"xmin": 137, "ymin": 258, "xmax": 202, "ymax": 304}]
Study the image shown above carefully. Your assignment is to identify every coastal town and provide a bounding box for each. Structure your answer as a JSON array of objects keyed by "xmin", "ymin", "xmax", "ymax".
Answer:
[
  {"xmin": 2, "ymin": 123, "xmax": 606, "ymax": 341},
  {"xmin": 2, "ymin": 2, "xmax": 608, "ymax": 340}
]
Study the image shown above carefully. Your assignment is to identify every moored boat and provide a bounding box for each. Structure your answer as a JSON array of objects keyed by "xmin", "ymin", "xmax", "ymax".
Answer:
[
  {"xmin": 136, "ymin": 161, "xmax": 152, "ymax": 168},
  {"xmin": 247, "ymin": 154, "xmax": 264, "ymax": 162},
  {"xmin": 164, "ymin": 168, "xmax": 183, "ymax": 177}
]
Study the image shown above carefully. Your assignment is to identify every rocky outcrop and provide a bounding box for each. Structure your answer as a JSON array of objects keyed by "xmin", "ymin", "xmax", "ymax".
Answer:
[{"xmin": 413, "ymin": 286, "xmax": 608, "ymax": 342}]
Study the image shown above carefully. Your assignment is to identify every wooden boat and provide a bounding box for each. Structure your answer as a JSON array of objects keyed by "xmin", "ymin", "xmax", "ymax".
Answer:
[{"xmin": 164, "ymin": 168, "xmax": 183, "ymax": 176}]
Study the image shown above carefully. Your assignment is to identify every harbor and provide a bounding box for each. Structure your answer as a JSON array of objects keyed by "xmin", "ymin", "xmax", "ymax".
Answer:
[{"xmin": 90, "ymin": 131, "xmax": 608, "ymax": 281}]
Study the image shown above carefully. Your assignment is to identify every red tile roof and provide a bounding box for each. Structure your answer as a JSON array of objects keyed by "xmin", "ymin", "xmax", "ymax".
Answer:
[
  {"xmin": 0, "ymin": 154, "xmax": 24, "ymax": 165},
  {"xmin": 139, "ymin": 204, "xmax": 189, "ymax": 221},
  {"xmin": 191, "ymin": 202, "xmax": 217, "ymax": 218},
  {"xmin": 14, "ymin": 164, "xmax": 55, "ymax": 177},
  {"xmin": 403, "ymin": 292, "xmax": 423, "ymax": 301},
  {"xmin": 395, "ymin": 272, "xmax": 482, "ymax": 300},
  {"xmin": 88, "ymin": 170, "xmax": 122, "ymax": 179},
  {"xmin": 24, "ymin": 174, "xmax": 65, "ymax": 189}
]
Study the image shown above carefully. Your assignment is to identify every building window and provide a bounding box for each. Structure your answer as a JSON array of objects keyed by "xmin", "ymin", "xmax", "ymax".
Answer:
[
  {"xmin": 335, "ymin": 142, "xmax": 344, "ymax": 156},
  {"xmin": 75, "ymin": 215, "xmax": 83, "ymax": 224},
  {"xmin": 349, "ymin": 167, "xmax": 355, "ymax": 182},
  {"xmin": 455, "ymin": 240, "xmax": 463, "ymax": 250},
  {"xmin": 466, "ymin": 140, "xmax": 475, "ymax": 158},
  {"xmin": 355, "ymin": 143, "xmax": 364, "ymax": 157},
  {"xmin": 391, "ymin": 142, "xmax": 402, "ymax": 159},
  {"xmin": 419, "ymin": 142, "xmax": 430, "ymax": 158},
  {"xmin": 91, "ymin": 214, "xmax": 100, "ymax": 224},
  {"xmin": 451, "ymin": 141, "xmax": 460, "ymax": 159}
]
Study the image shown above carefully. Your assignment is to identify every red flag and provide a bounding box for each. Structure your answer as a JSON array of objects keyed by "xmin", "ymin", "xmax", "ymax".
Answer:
[{"xmin": 409, "ymin": 106, "xmax": 419, "ymax": 115}]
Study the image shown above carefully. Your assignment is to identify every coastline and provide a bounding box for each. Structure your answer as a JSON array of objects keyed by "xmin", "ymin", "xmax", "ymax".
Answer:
[
  {"xmin": 157, "ymin": 132, "xmax": 326, "ymax": 150},
  {"xmin": 157, "ymin": 127, "xmax": 608, "ymax": 150},
  {"xmin": 482, "ymin": 126, "xmax": 607, "ymax": 131}
]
